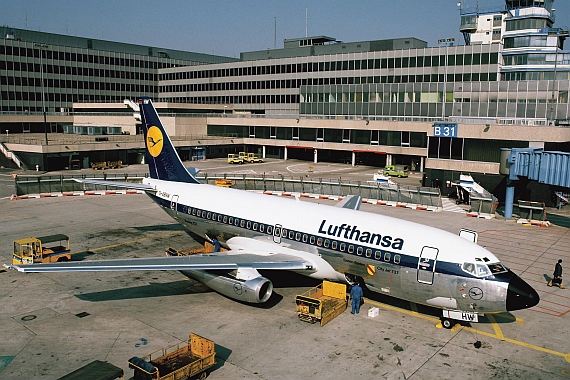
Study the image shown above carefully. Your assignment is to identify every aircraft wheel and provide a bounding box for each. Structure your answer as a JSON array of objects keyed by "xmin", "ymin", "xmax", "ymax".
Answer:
[{"xmin": 441, "ymin": 317, "xmax": 454, "ymax": 329}]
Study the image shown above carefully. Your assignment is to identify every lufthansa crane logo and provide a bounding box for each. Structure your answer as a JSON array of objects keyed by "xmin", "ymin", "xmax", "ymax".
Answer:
[
  {"xmin": 468, "ymin": 287, "xmax": 483, "ymax": 300},
  {"xmin": 146, "ymin": 126, "xmax": 163, "ymax": 157}
]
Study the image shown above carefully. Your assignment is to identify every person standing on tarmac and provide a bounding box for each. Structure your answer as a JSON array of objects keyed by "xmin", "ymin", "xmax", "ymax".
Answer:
[
  {"xmin": 350, "ymin": 283, "xmax": 364, "ymax": 314},
  {"xmin": 212, "ymin": 237, "xmax": 221, "ymax": 253},
  {"xmin": 548, "ymin": 259, "xmax": 564, "ymax": 289}
]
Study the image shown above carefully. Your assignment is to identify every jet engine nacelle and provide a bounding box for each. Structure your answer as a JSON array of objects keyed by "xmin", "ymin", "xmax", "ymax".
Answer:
[{"xmin": 180, "ymin": 269, "xmax": 273, "ymax": 303}]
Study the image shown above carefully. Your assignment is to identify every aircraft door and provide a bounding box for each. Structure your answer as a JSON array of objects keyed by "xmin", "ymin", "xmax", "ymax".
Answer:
[
  {"xmin": 273, "ymin": 224, "xmax": 282, "ymax": 244},
  {"xmin": 417, "ymin": 246, "xmax": 438, "ymax": 285},
  {"xmin": 171, "ymin": 195, "xmax": 179, "ymax": 216}
]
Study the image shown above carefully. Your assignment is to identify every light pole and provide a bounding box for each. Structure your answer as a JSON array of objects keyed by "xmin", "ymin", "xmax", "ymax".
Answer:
[
  {"xmin": 34, "ymin": 43, "xmax": 49, "ymax": 145},
  {"xmin": 438, "ymin": 38, "xmax": 454, "ymax": 119}
]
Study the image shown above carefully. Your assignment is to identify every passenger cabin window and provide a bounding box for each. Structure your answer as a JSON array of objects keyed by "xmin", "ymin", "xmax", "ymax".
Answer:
[
  {"xmin": 260, "ymin": 225, "xmax": 265, "ymax": 233},
  {"xmin": 357, "ymin": 247, "xmax": 363, "ymax": 256},
  {"xmin": 340, "ymin": 243, "xmax": 346, "ymax": 252},
  {"xmin": 384, "ymin": 252, "xmax": 391, "ymax": 262},
  {"xmin": 302, "ymin": 234, "xmax": 308, "ymax": 242},
  {"xmin": 253, "ymin": 223, "xmax": 258, "ymax": 230},
  {"xmin": 223, "ymin": 216, "xmax": 228, "ymax": 223},
  {"xmin": 310, "ymin": 236, "xmax": 316, "ymax": 244},
  {"xmin": 240, "ymin": 220, "xmax": 245, "ymax": 227},
  {"xmin": 296, "ymin": 233, "xmax": 301, "ymax": 241},
  {"xmin": 229, "ymin": 217, "xmax": 233, "ymax": 224},
  {"xmin": 324, "ymin": 240, "xmax": 330, "ymax": 248},
  {"xmin": 332, "ymin": 241, "xmax": 337, "ymax": 249},
  {"xmin": 282, "ymin": 229, "xmax": 287, "ymax": 237},
  {"xmin": 394, "ymin": 254, "xmax": 401, "ymax": 264},
  {"xmin": 267, "ymin": 226, "xmax": 273, "ymax": 234},
  {"xmin": 289, "ymin": 231, "xmax": 295, "ymax": 239},
  {"xmin": 247, "ymin": 221, "xmax": 251, "ymax": 229},
  {"xmin": 374, "ymin": 250, "xmax": 380, "ymax": 259}
]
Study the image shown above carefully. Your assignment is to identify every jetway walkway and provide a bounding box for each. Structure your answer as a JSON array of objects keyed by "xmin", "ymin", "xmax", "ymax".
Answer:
[
  {"xmin": 502, "ymin": 148, "xmax": 570, "ymax": 218},
  {"xmin": 505, "ymin": 148, "xmax": 570, "ymax": 188}
]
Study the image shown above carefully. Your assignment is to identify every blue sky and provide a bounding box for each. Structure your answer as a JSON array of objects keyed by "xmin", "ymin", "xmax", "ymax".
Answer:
[{"xmin": 2, "ymin": 0, "xmax": 569, "ymax": 58}]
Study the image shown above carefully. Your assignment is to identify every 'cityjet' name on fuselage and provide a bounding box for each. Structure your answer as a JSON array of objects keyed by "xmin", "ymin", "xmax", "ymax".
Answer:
[{"xmin": 318, "ymin": 220, "xmax": 404, "ymax": 250}]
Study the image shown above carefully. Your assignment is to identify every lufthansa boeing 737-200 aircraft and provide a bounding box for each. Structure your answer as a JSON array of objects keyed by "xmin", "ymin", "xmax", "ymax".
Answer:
[{"xmin": 5, "ymin": 97, "xmax": 539, "ymax": 328}]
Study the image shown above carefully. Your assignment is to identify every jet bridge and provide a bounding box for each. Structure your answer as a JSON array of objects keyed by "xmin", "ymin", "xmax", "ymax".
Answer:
[{"xmin": 501, "ymin": 148, "xmax": 570, "ymax": 218}]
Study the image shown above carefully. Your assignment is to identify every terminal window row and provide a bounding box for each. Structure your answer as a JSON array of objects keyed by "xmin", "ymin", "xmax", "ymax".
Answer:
[
  {"xmin": 161, "ymin": 53, "xmax": 500, "ymax": 81},
  {"xmin": 0, "ymin": 61, "xmax": 158, "ymax": 81},
  {"xmin": 208, "ymin": 125, "xmax": 427, "ymax": 148},
  {"xmin": 0, "ymin": 44, "xmax": 183, "ymax": 69},
  {"xmin": 159, "ymin": 72, "xmax": 499, "ymax": 94}
]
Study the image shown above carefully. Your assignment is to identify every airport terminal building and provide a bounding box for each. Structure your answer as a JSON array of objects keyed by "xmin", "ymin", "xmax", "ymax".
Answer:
[{"xmin": 0, "ymin": 0, "xmax": 569, "ymax": 199}]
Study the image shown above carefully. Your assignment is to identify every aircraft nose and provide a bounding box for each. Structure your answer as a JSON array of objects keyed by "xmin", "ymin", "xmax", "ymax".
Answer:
[{"xmin": 506, "ymin": 274, "xmax": 540, "ymax": 311}]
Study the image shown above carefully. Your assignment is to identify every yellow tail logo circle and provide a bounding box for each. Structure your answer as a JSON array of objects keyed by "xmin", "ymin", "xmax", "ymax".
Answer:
[{"xmin": 146, "ymin": 126, "xmax": 163, "ymax": 157}]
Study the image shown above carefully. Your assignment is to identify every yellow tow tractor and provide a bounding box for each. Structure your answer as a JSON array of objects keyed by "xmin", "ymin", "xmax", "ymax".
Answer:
[
  {"xmin": 12, "ymin": 234, "xmax": 72, "ymax": 265},
  {"xmin": 244, "ymin": 153, "xmax": 264, "ymax": 163},
  {"xmin": 227, "ymin": 153, "xmax": 243, "ymax": 164}
]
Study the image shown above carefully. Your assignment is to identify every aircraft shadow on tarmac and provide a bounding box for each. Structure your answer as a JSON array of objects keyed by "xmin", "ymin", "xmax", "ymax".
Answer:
[
  {"xmin": 133, "ymin": 223, "xmax": 187, "ymax": 232},
  {"xmin": 74, "ymin": 270, "xmax": 322, "ymax": 310}
]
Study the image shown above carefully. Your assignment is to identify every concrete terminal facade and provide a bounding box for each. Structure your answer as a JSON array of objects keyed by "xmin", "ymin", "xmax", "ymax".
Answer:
[{"xmin": 0, "ymin": 0, "xmax": 569, "ymax": 202}]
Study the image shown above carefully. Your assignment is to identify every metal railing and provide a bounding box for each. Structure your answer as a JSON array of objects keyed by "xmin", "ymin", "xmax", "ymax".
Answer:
[{"xmin": 14, "ymin": 172, "xmax": 442, "ymax": 208}]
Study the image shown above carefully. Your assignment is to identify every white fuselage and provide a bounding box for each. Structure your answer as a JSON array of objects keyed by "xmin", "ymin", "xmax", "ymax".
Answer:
[{"xmin": 145, "ymin": 178, "xmax": 512, "ymax": 314}]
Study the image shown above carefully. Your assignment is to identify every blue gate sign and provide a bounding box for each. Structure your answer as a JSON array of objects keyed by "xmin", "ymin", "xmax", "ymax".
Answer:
[{"xmin": 433, "ymin": 123, "xmax": 458, "ymax": 138}]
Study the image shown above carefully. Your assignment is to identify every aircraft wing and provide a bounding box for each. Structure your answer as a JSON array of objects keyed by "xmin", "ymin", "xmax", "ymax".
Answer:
[
  {"xmin": 4, "ymin": 253, "xmax": 313, "ymax": 273},
  {"xmin": 73, "ymin": 178, "xmax": 156, "ymax": 192}
]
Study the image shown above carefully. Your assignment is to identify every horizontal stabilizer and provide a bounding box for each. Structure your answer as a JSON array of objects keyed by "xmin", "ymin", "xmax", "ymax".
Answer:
[
  {"xmin": 4, "ymin": 253, "xmax": 312, "ymax": 273},
  {"xmin": 73, "ymin": 178, "xmax": 156, "ymax": 192},
  {"xmin": 335, "ymin": 195, "xmax": 362, "ymax": 210}
]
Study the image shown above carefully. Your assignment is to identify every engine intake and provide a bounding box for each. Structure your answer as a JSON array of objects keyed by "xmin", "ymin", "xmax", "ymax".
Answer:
[{"xmin": 180, "ymin": 269, "xmax": 273, "ymax": 303}]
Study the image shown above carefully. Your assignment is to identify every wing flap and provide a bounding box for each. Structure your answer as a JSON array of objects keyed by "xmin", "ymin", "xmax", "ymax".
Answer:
[{"xmin": 4, "ymin": 253, "xmax": 312, "ymax": 273}]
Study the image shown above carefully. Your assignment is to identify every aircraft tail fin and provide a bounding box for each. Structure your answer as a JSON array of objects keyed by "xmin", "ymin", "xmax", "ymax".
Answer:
[{"xmin": 138, "ymin": 97, "xmax": 200, "ymax": 183}]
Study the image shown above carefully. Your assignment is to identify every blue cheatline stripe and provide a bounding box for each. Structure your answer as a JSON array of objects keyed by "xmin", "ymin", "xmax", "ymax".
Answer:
[{"xmin": 150, "ymin": 193, "xmax": 488, "ymax": 281}]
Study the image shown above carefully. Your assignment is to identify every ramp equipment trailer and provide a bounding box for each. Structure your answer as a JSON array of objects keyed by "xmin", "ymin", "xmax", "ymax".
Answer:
[
  {"xmin": 295, "ymin": 281, "xmax": 348, "ymax": 326},
  {"xmin": 129, "ymin": 333, "xmax": 216, "ymax": 380},
  {"xmin": 12, "ymin": 234, "xmax": 72, "ymax": 265}
]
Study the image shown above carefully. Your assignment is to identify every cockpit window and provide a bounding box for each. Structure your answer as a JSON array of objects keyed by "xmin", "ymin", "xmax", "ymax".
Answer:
[
  {"xmin": 476, "ymin": 264, "xmax": 491, "ymax": 277},
  {"xmin": 487, "ymin": 263, "xmax": 508, "ymax": 274},
  {"xmin": 462, "ymin": 262, "xmax": 476, "ymax": 275},
  {"xmin": 463, "ymin": 261, "xmax": 505, "ymax": 277}
]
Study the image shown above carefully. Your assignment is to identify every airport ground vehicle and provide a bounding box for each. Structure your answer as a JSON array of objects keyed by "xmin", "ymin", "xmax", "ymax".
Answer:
[
  {"xmin": 382, "ymin": 165, "xmax": 409, "ymax": 178},
  {"xmin": 12, "ymin": 234, "xmax": 72, "ymax": 265},
  {"xmin": 244, "ymin": 153, "xmax": 263, "ymax": 163},
  {"xmin": 227, "ymin": 154, "xmax": 243, "ymax": 164},
  {"xmin": 214, "ymin": 178, "xmax": 234, "ymax": 188},
  {"xmin": 128, "ymin": 333, "xmax": 216, "ymax": 380},
  {"xmin": 295, "ymin": 281, "xmax": 348, "ymax": 326}
]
